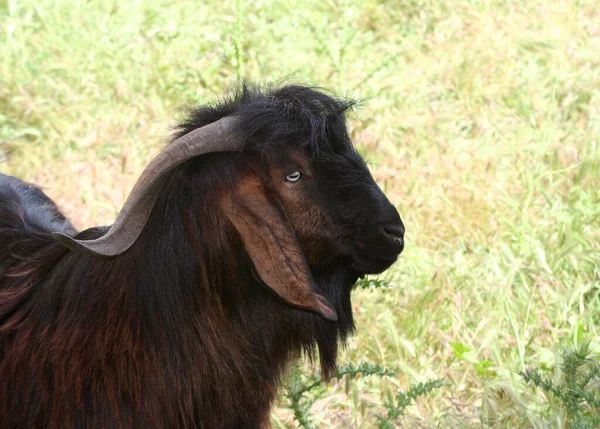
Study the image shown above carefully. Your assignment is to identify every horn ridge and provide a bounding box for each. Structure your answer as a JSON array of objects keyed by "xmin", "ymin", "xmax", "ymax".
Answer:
[{"xmin": 54, "ymin": 116, "xmax": 241, "ymax": 256}]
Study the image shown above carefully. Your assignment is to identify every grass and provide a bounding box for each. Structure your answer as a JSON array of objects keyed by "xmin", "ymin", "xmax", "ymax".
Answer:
[{"xmin": 1, "ymin": 0, "xmax": 599, "ymax": 427}]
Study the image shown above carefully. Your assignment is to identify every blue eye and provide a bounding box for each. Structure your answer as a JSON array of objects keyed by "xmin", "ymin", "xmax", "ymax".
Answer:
[{"xmin": 285, "ymin": 171, "xmax": 302, "ymax": 182}]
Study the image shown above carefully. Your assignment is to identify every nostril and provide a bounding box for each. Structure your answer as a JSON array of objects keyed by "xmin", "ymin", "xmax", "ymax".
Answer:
[{"xmin": 383, "ymin": 224, "xmax": 405, "ymax": 240}]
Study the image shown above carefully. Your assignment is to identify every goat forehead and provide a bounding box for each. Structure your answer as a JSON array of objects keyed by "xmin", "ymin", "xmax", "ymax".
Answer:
[
  {"xmin": 286, "ymin": 150, "xmax": 312, "ymax": 171},
  {"xmin": 314, "ymin": 151, "xmax": 369, "ymax": 175},
  {"xmin": 263, "ymin": 146, "xmax": 371, "ymax": 186}
]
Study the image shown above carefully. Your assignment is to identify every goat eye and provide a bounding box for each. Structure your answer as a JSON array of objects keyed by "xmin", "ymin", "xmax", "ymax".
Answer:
[{"xmin": 285, "ymin": 171, "xmax": 302, "ymax": 182}]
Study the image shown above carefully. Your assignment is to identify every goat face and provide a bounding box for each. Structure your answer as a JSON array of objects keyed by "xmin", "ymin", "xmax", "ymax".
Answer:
[
  {"xmin": 272, "ymin": 149, "xmax": 404, "ymax": 277},
  {"xmin": 217, "ymin": 144, "xmax": 403, "ymax": 322}
]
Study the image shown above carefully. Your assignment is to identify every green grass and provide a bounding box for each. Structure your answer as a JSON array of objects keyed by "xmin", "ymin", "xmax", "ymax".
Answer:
[{"xmin": 1, "ymin": 0, "xmax": 599, "ymax": 427}]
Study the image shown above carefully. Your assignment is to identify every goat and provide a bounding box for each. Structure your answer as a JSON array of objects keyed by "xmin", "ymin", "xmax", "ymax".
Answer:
[{"xmin": 0, "ymin": 84, "xmax": 404, "ymax": 429}]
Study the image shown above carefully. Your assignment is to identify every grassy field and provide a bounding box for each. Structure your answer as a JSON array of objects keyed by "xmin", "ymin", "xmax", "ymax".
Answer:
[{"xmin": 1, "ymin": 0, "xmax": 599, "ymax": 427}]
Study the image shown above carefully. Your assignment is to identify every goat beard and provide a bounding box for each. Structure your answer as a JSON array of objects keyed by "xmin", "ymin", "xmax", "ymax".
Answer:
[
  {"xmin": 303, "ymin": 265, "xmax": 358, "ymax": 379},
  {"xmin": 249, "ymin": 260, "xmax": 357, "ymax": 379}
]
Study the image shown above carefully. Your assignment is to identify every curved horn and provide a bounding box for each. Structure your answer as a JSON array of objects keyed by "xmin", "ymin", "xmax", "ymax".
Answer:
[{"xmin": 52, "ymin": 116, "xmax": 241, "ymax": 256}]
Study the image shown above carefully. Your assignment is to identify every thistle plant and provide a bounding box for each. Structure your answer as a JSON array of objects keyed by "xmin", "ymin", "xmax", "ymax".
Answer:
[{"xmin": 519, "ymin": 342, "xmax": 600, "ymax": 429}]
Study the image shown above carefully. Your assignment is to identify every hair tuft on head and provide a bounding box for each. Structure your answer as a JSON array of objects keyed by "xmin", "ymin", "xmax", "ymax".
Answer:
[{"xmin": 172, "ymin": 82, "xmax": 359, "ymax": 155}]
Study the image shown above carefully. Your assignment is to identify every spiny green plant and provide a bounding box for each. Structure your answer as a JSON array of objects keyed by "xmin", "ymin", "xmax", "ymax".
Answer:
[
  {"xmin": 355, "ymin": 276, "xmax": 392, "ymax": 290},
  {"xmin": 284, "ymin": 362, "xmax": 396, "ymax": 428},
  {"xmin": 375, "ymin": 379, "xmax": 447, "ymax": 429},
  {"xmin": 519, "ymin": 342, "xmax": 600, "ymax": 429},
  {"xmin": 282, "ymin": 360, "xmax": 444, "ymax": 428}
]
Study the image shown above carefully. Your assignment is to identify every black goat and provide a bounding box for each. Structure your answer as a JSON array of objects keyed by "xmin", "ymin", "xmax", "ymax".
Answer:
[{"xmin": 0, "ymin": 84, "xmax": 404, "ymax": 429}]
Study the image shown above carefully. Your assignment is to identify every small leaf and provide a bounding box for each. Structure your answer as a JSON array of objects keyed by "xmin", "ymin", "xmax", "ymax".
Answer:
[{"xmin": 450, "ymin": 341, "xmax": 471, "ymax": 359}]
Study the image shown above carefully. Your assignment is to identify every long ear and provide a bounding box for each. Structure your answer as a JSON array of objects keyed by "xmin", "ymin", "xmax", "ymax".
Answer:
[{"xmin": 220, "ymin": 177, "xmax": 338, "ymax": 322}]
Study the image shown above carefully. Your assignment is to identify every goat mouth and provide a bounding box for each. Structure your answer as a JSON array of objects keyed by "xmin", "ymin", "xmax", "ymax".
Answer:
[
  {"xmin": 331, "ymin": 236, "xmax": 403, "ymax": 276},
  {"xmin": 350, "ymin": 249, "xmax": 399, "ymax": 275}
]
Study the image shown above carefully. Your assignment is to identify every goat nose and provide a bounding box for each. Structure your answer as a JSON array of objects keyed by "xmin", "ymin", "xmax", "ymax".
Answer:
[{"xmin": 383, "ymin": 223, "xmax": 405, "ymax": 240}]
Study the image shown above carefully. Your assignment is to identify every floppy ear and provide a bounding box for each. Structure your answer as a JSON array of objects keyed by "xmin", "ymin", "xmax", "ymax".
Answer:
[{"xmin": 220, "ymin": 177, "xmax": 337, "ymax": 322}]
